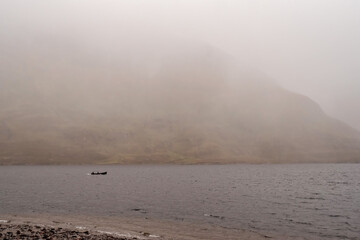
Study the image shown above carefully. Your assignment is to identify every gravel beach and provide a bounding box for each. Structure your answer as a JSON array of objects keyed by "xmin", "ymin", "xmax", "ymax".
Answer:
[
  {"xmin": 0, "ymin": 222, "xmax": 135, "ymax": 240},
  {"xmin": 0, "ymin": 216, "xmax": 163, "ymax": 240},
  {"xmin": 0, "ymin": 214, "xmax": 282, "ymax": 240}
]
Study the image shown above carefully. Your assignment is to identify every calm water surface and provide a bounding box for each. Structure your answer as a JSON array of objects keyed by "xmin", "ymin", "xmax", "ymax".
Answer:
[{"xmin": 0, "ymin": 164, "xmax": 359, "ymax": 239}]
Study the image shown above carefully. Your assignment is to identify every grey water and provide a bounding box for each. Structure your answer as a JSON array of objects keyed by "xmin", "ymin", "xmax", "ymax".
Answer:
[{"xmin": 0, "ymin": 164, "xmax": 359, "ymax": 239}]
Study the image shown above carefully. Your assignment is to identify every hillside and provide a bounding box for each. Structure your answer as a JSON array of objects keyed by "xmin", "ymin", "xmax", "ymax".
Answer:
[{"xmin": 1, "ymin": 34, "xmax": 360, "ymax": 165}]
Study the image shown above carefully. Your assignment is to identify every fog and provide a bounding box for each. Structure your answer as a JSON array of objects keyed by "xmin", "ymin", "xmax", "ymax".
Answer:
[
  {"xmin": 1, "ymin": 0, "xmax": 359, "ymax": 129},
  {"xmin": 1, "ymin": 0, "xmax": 360, "ymax": 164}
]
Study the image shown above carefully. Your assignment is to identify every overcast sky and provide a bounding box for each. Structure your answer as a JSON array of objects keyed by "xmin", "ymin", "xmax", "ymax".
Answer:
[{"xmin": 1, "ymin": 0, "xmax": 359, "ymax": 129}]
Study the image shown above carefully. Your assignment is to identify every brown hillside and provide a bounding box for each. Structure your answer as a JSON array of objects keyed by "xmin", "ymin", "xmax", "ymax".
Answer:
[{"xmin": 0, "ymin": 34, "xmax": 359, "ymax": 164}]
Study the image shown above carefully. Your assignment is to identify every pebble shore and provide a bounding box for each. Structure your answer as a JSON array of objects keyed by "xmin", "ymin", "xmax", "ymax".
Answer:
[
  {"xmin": 0, "ymin": 214, "xmax": 278, "ymax": 240},
  {"xmin": 0, "ymin": 223, "xmax": 142, "ymax": 240}
]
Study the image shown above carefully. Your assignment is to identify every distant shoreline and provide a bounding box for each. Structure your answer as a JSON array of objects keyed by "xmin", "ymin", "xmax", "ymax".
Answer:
[{"xmin": 1, "ymin": 161, "xmax": 359, "ymax": 166}]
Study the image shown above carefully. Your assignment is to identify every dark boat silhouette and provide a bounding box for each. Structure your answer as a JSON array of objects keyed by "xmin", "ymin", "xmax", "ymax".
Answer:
[{"xmin": 90, "ymin": 171, "xmax": 107, "ymax": 175}]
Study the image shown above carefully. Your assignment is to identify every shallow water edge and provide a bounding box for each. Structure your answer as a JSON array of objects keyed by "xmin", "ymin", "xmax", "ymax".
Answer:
[{"xmin": 0, "ymin": 213, "xmax": 290, "ymax": 240}]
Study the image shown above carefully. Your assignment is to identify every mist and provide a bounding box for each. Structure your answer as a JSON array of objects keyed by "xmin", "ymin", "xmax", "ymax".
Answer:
[
  {"xmin": 1, "ymin": 3, "xmax": 360, "ymax": 239},
  {"xmin": 1, "ymin": 0, "xmax": 359, "ymax": 128},
  {"xmin": 1, "ymin": 0, "xmax": 360, "ymax": 164}
]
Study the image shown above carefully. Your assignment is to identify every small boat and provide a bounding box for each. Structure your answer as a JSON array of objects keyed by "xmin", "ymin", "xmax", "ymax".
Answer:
[{"xmin": 91, "ymin": 171, "xmax": 107, "ymax": 175}]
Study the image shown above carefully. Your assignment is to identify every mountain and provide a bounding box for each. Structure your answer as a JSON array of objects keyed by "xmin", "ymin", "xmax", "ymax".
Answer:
[{"xmin": 1, "ymin": 33, "xmax": 359, "ymax": 165}]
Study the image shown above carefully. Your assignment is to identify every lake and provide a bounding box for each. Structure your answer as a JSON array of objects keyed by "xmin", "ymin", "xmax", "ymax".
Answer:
[{"xmin": 0, "ymin": 164, "xmax": 359, "ymax": 239}]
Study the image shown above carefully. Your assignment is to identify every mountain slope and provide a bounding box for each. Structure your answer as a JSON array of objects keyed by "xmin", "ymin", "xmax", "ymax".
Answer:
[{"xmin": 0, "ymin": 34, "xmax": 359, "ymax": 164}]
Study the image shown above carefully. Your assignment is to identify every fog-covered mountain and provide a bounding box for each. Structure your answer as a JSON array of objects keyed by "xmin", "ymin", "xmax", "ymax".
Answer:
[{"xmin": 1, "ymin": 33, "xmax": 359, "ymax": 165}]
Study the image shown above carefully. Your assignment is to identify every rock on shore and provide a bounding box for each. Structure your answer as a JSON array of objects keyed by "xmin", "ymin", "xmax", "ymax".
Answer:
[{"xmin": 0, "ymin": 223, "xmax": 142, "ymax": 240}]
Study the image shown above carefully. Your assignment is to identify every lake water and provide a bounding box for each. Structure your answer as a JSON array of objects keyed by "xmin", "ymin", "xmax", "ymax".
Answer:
[{"xmin": 0, "ymin": 164, "xmax": 359, "ymax": 239}]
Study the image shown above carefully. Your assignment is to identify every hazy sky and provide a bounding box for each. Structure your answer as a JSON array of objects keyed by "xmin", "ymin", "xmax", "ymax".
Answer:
[{"xmin": 1, "ymin": 0, "xmax": 359, "ymax": 129}]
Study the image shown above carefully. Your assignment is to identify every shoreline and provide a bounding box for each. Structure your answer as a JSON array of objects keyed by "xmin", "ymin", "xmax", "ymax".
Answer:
[
  {"xmin": 1, "ymin": 162, "xmax": 359, "ymax": 167},
  {"xmin": 0, "ymin": 222, "xmax": 137, "ymax": 240},
  {"xmin": 0, "ymin": 214, "xmax": 292, "ymax": 240}
]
